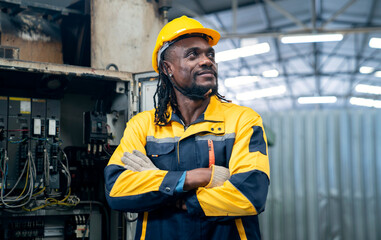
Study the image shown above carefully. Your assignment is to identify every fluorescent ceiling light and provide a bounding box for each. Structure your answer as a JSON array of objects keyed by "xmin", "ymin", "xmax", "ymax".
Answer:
[
  {"xmin": 369, "ymin": 37, "xmax": 381, "ymax": 49},
  {"xmin": 298, "ymin": 96, "xmax": 337, "ymax": 104},
  {"xmin": 375, "ymin": 71, "xmax": 381, "ymax": 78},
  {"xmin": 350, "ymin": 97, "xmax": 381, "ymax": 108},
  {"xmin": 236, "ymin": 85, "xmax": 286, "ymax": 101},
  {"xmin": 224, "ymin": 76, "xmax": 259, "ymax": 88},
  {"xmin": 280, "ymin": 33, "xmax": 343, "ymax": 44},
  {"xmin": 355, "ymin": 84, "xmax": 381, "ymax": 95},
  {"xmin": 359, "ymin": 66, "xmax": 374, "ymax": 74},
  {"xmin": 262, "ymin": 69, "xmax": 279, "ymax": 78},
  {"xmin": 216, "ymin": 43, "xmax": 270, "ymax": 63}
]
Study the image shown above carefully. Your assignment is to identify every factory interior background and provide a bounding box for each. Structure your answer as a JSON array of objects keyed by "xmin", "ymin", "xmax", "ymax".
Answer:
[{"xmin": 0, "ymin": 0, "xmax": 380, "ymax": 239}]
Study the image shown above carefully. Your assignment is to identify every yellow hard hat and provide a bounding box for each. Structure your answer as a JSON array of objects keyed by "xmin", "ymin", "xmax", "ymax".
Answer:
[{"xmin": 152, "ymin": 15, "xmax": 220, "ymax": 73}]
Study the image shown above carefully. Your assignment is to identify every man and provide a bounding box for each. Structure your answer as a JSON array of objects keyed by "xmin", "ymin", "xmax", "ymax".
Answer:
[{"xmin": 105, "ymin": 16, "xmax": 270, "ymax": 240}]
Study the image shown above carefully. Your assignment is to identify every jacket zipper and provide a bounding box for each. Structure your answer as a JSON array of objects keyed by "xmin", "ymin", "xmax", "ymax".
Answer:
[{"xmin": 208, "ymin": 139, "xmax": 215, "ymax": 167}]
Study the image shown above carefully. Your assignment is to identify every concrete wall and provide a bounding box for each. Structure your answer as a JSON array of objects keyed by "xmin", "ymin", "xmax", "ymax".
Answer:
[{"xmin": 91, "ymin": 0, "xmax": 164, "ymax": 73}]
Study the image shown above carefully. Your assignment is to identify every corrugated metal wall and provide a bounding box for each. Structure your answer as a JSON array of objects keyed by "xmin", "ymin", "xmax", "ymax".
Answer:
[{"xmin": 259, "ymin": 109, "xmax": 381, "ymax": 240}]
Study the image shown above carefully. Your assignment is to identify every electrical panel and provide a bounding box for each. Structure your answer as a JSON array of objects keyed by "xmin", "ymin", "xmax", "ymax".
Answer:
[
  {"xmin": 0, "ymin": 68, "xmax": 133, "ymax": 240},
  {"xmin": 0, "ymin": 97, "xmax": 62, "ymax": 191},
  {"xmin": 0, "ymin": 95, "xmax": 113, "ymax": 239}
]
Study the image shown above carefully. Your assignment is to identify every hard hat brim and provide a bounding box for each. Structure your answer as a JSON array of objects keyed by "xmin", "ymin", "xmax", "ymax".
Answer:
[{"xmin": 170, "ymin": 27, "xmax": 220, "ymax": 47}]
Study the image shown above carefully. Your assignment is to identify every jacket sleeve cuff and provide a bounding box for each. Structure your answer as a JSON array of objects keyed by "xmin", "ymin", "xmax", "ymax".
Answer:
[
  {"xmin": 175, "ymin": 171, "xmax": 187, "ymax": 192},
  {"xmin": 185, "ymin": 191, "xmax": 206, "ymax": 217},
  {"xmin": 159, "ymin": 171, "xmax": 185, "ymax": 196}
]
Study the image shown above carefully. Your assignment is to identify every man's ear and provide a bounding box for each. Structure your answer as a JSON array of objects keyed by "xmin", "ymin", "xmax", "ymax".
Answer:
[{"xmin": 162, "ymin": 60, "xmax": 173, "ymax": 76}]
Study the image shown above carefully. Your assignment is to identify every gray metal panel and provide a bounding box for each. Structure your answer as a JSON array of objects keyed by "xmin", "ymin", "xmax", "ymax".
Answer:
[{"xmin": 260, "ymin": 109, "xmax": 381, "ymax": 240}]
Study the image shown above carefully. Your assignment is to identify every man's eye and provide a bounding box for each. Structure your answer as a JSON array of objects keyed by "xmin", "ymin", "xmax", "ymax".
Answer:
[{"xmin": 187, "ymin": 51, "xmax": 197, "ymax": 57}]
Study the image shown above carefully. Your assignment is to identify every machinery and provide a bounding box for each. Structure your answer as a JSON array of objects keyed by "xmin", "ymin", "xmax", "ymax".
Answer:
[{"xmin": 0, "ymin": 60, "xmax": 135, "ymax": 240}]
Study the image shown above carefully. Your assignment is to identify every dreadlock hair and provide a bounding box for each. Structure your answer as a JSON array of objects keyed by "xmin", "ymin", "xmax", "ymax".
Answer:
[
  {"xmin": 153, "ymin": 39, "xmax": 230, "ymax": 126},
  {"xmin": 153, "ymin": 65, "xmax": 178, "ymax": 126}
]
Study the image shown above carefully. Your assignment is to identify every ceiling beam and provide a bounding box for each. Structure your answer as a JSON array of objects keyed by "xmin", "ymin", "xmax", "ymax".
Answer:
[
  {"xmin": 311, "ymin": 0, "xmax": 316, "ymax": 30},
  {"xmin": 220, "ymin": 26, "xmax": 381, "ymax": 39},
  {"xmin": 263, "ymin": 0, "xmax": 309, "ymax": 30},
  {"xmin": 318, "ymin": 35, "xmax": 349, "ymax": 72},
  {"xmin": 321, "ymin": 0, "xmax": 357, "ymax": 28},
  {"xmin": 232, "ymin": 0, "xmax": 238, "ymax": 33}
]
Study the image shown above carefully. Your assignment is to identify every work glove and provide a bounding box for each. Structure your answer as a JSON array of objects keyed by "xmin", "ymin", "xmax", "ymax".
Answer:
[
  {"xmin": 205, "ymin": 165, "xmax": 230, "ymax": 188},
  {"xmin": 121, "ymin": 150, "xmax": 159, "ymax": 172}
]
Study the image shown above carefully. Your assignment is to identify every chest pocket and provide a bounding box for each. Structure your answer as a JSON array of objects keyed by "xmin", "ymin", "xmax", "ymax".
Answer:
[
  {"xmin": 195, "ymin": 137, "xmax": 230, "ymax": 168},
  {"xmin": 146, "ymin": 142, "xmax": 177, "ymax": 171}
]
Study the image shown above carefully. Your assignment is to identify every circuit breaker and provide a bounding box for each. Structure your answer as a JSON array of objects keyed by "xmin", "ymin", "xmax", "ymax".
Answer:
[
  {"xmin": 31, "ymin": 98, "xmax": 46, "ymax": 186},
  {"xmin": 46, "ymin": 99, "xmax": 61, "ymax": 189},
  {"xmin": 83, "ymin": 111, "xmax": 108, "ymax": 156},
  {"xmin": 0, "ymin": 96, "xmax": 7, "ymax": 153},
  {"xmin": 6, "ymin": 97, "xmax": 31, "ymax": 190}
]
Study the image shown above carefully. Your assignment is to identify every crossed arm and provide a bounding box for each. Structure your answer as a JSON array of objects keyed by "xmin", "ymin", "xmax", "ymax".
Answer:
[{"xmin": 121, "ymin": 150, "xmax": 230, "ymax": 191}]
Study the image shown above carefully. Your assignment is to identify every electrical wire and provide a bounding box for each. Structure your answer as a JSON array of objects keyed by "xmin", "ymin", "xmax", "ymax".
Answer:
[
  {"xmin": 44, "ymin": 148, "xmax": 50, "ymax": 189},
  {"xmin": 82, "ymin": 204, "xmax": 91, "ymax": 240},
  {"xmin": 32, "ymin": 187, "xmax": 46, "ymax": 197},
  {"xmin": 8, "ymin": 138, "xmax": 28, "ymax": 144},
  {"xmin": 1, "ymin": 136, "xmax": 80, "ymax": 211},
  {"xmin": 0, "ymin": 151, "xmax": 36, "ymax": 206},
  {"xmin": 1, "ymin": 151, "xmax": 35, "ymax": 208},
  {"xmin": 21, "ymin": 144, "xmax": 79, "ymax": 212},
  {"xmin": 1, "ymin": 150, "xmax": 29, "ymax": 198},
  {"xmin": 22, "ymin": 188, "xmax": 80, "ymax": 212},
  {"xmin": 103, "ymin": 145, "xmax": 113, "ymax": 157},
  {"xmin": 6, "ymin": 129, "xmax": 29, "ymax": 132},
  {"xmin": 58, "ymin": 157, "xmax": 71, "ymax": 196},
  {"xmin": 0, "ymin": 150, "xmax": 3, "ymax": 176},
  {"xmin": 15, "ymin": 157, "xmax": 30, "ymax": 200}
]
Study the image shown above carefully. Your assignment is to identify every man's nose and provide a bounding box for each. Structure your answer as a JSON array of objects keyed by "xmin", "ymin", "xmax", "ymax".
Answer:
[{"xmin": 199, "ymin": 55, "xmax": 214, "ymax": 67}]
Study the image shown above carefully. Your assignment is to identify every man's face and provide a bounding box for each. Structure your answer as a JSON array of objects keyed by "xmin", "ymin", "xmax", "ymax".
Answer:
[{"xmin": 164, "ymin": 37, "xmax": 218, "ymax": 99}]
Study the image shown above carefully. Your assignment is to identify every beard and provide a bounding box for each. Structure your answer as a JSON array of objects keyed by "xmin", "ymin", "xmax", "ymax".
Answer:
[{"xmin": 181, "ymin": 77, "xmax": 218, "ymax": 100}]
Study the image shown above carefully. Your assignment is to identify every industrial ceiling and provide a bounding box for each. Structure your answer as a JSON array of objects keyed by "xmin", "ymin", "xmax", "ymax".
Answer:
[
  {"xmin": 168, "ymin": 0, "xmax": 381, "ymax": 113},
  {"xmin": 1, "ymin": 0, "xmax": 380, "ymax": 113}
]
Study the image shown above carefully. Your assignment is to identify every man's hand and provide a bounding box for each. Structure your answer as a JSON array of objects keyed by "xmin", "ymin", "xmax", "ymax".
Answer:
[
  {"xmin": 121, "ymin": 150, "xmax": 158, "ymax": 171},
  {"xmin": 183, "ymin": 165, "xmax": 230, "ymax": 191},
  {"xmin": 183, "ymin": 168, "xmax": 212, "ymax": 191}
]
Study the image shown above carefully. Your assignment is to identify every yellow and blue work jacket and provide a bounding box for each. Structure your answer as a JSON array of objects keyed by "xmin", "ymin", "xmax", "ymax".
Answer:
[{"xmin": 105, "ymin": 96, "xmax": 270, "ymax": 240}]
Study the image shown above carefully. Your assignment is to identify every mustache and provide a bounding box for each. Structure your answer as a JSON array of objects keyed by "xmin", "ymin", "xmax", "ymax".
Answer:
[{"xmin": 195, "ymin": 66, "xmax": 217, "ymax": 77}]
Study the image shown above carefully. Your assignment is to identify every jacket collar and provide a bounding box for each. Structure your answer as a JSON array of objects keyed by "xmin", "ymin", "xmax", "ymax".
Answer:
[
  {"xmin": 203, "ymin": 96, "xmax": 224, "ymax": 122},
  {"xmin": 169, "ymin": 95, "xmax": 224, "ymax": 125}
]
